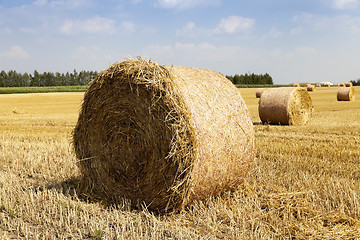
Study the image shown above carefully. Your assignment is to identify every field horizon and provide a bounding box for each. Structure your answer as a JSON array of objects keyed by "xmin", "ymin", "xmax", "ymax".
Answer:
[{"xmin": 0, "ymin": 86, "xmax": 359, "ymax": 239}]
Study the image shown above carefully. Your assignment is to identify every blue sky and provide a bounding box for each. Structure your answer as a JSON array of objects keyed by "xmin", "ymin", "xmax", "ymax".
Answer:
[{"xmin": 0, "ymin": 0, "xmax": 360, "ymax": 84}]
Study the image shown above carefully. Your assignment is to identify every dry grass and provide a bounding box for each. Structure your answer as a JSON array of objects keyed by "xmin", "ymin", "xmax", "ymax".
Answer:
[{"xmin": 0, "ymin": 87, "xmax": 360, "ymax": 239}]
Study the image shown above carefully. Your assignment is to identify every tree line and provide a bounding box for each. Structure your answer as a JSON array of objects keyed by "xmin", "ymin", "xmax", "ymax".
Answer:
[
  {"xmin": 0, "ymin": 69, "xmax": 275, "ymax": 87},
  {"xmin": 350, "ymin": 79, "xmax": 360, "ymax": 86},
  {"xmin": 0, "ymin": 70, "xmax": 98, "ymax": 87},
  {"xmin": 226, "ymin": 73, "xmax": 273, "ymax": 85}
]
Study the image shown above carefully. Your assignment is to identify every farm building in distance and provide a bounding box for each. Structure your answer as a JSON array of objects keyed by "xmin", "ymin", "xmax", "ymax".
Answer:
[{"xmin": 319, "ymin": 81, "xmax": 334, "ymax": 86}]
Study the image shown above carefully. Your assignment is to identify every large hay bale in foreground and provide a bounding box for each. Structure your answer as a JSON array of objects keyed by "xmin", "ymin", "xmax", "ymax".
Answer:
[
  {"xmin": 255, "ymin": 88, "xmax": 268, "ymax": 98},
  {"xmin": 337, "ymin": 87, "xmax": 355, "ymax": 101},
  {"xmin": 258, "ymin": 87, "xmax": 313, "ymax": 125},
  {"xmin": 73, "ymin": 58, "xmax": 255, "ymax": 213}
]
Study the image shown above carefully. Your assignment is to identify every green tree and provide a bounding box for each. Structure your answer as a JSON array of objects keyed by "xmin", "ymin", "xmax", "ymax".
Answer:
[{"xmin": 0, "ymin": 70, "xmax": 8, "ymax": 87}]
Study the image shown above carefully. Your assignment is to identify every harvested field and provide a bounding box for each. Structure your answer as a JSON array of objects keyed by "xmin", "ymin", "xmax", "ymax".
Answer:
[{"xmin": 0, "ymin": 86, "xmax": 359, "ymax": 239}]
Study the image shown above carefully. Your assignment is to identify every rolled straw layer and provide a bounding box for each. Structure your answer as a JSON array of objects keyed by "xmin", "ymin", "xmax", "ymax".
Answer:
[
  {"xmin": 258, "ymin": 87, "xmax": 313, "ymax": 125},
  {"xmin": 73, "ymin": 58, "xmax": 255, "ymax": 213},
  {"xmin": 337, "ymin": 87, "xmax": 355, "ymax": 101}
]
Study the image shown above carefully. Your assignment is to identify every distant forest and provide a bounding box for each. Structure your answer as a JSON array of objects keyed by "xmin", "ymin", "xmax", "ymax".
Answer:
[
  {"xmin": 1, "ymin": 70, "xmax": 274, "ymax": 87},
  {"xmin": 226, "ymin": 73, "xmax": 273, "ymax": 85},
  {"xmin": 2, "ymin": 69, "xmax": 359, "ymax": 87},
  {"xmin": 350, "ymin": 79, "xmax": 360, "ymax": 86},
  {"xmin": 0, "ymin": 70, "xmax": 98, "ymax": 87}
]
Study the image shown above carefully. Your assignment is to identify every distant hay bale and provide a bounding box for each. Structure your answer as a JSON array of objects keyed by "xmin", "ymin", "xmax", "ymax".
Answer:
[
  {"xmin": 339, "ymin": 83, "xmax": 345, "ymax": 87},
  {"xmin": 255, "ymin": 88, "xmax": 268, "ymax": 98},
  {"xmin": 307, "ymin": 85, "xmax": 315, "ymax": 92},
  {"xmin": 258, "ymin": 87, "xmax": 313, "ymax": 125},
  {"xmin": 345, "ymin": 82, "xmax": 353, "ymax": 87},
  {"xmin": 73, "ymin": 57, "xmax": 255, "ymax": 213},
  {"xmin": 293, "ymin": 83, "xmax": 300, "ymax": 87},
  {"xmin": 337, "ymin": 87, "xmax": 355, "ymax": 101},
  {"xmin": 316, "ymin": 84, "xmax": 321, "ymax": 87},
  {"xmin": 324, "ymin": 83, "xmax": 331, "ymax": 87}
]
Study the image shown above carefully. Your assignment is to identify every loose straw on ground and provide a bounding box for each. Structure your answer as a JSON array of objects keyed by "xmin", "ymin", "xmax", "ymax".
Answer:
[
  {"xmin": 258, "ymin": 87, "xmax": 313, "ymax": 125},
  {"xmin": 73, "ymin": 57, "xmax": 255, "ymax": 213}
]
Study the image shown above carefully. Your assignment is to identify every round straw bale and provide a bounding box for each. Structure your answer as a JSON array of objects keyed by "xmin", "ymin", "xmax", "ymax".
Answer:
[
  {"xmin": 307, "ymin": 84, "xmax": 315, "ymax": 92},
  {"xmin": 293, "ymin": 83, "xmax": 300, "ymax": 87},
  {"xmin": 339, "ymin": 83, "xmax": 345, "ymax": 87},
  {"xmin": 258, "ymin": 87, "xmax": 313, "ymax": 125},
  {"xmin": 345, "ymin": 82, "xmax": 353, "ymax": 87},
  {"xmin": 73, "ymin": 58, "xmax": 255, "ymax": 213},
  {"xmin": 255, "ymin": 88, "xmax": 268, "ymax": 98},
  {"xmin": 337, "ymin": 87, "xmax": 355, "ymax": 101},
  {"xmin": 316, "ymin": 84, "xmax": 321, "ymax": 87},
  {"xmin": 324, "ymin": 83, "xmax": 331, "ymax": 87}
]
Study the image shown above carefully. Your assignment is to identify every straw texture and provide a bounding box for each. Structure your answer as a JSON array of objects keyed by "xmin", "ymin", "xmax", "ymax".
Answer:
[
  {"xmin": 73, "ymin": 58, "xmax": 255, "ymax": 213},
  {"xmin": 255, "ymin": 88, "xmax": 268, "ymax": 98},
  {"xmin": 337, "ymin": 87, "xmax": 355, "ymax": 101},
  {"xmin": 258, "ymin": 87, "xmax": 313, "ymax": 125}
]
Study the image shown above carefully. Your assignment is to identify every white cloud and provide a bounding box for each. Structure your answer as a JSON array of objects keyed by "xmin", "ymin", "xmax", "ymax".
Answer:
[
  {"xmin": 176, "ymin": 16, "xmax": 255, "ymax": 38},
  {"xmin": 32, "ymin": 0, "xmax": 89, "ymax": 8},
  {"xmin": 33, "ymin": 0, "xmax": 48, "ymax": 6},
  {"xmin": 141, "ymin": 44, "xmax": 174, "ymax": 60},
  {"xmin": 292, "ymin": 13, "xmax": 360, "ymax": 35},
  {"xmin": 176, "ymin": 22, "xmax": 198, "ymax": 37},
  {"xmin": 60, "ymin": 16, "xmax": 116, "ymax": 34},
  {"xmin": 295, "ymin": 47, "xmax": 317, "ymax": 56},
  {"xmin": 1, "ymin": 46, "xmax": 30, "ymax": 59},
  {"xmin": 121, "ymin": 21, "xmax": 136, "ymax": 33},
  {"xmin": 262, "ymin": 28, "xmax": 282, "ymax": 39},
  {"xmin": 269, "ymin": 49, "xmax": 293, "ymax": 59},
  {"xmin": 214, "ymin": 16, "xmax": 255, "ymax": 34},
  {"xmin": 72, "ymin": 46, "xmax": 100, "ymax": 60},
  {"xmin": 156, "ymin": 0, "xmax": 221, "ymax": 9},
  {"xmin": 0, "ymin": 27, "xmax": 13, "ymax": 35},
  {"xmin": 333, "ymin": 0, "xmax": 358, "ymax": 9},
  {"xmin": 142, "ymin": 42, "xmax": 252, "ymax": 66},
  {"xmin": 20, "ymin": 27, "xmax": 37, "ymax": 34},
  {"xmin": 290, "ymin": 27, "xmax": 303, "ymax": 35},
  {"xmin": 269, "ymin": 46, "xmax": 317, "ymax": 59}
]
